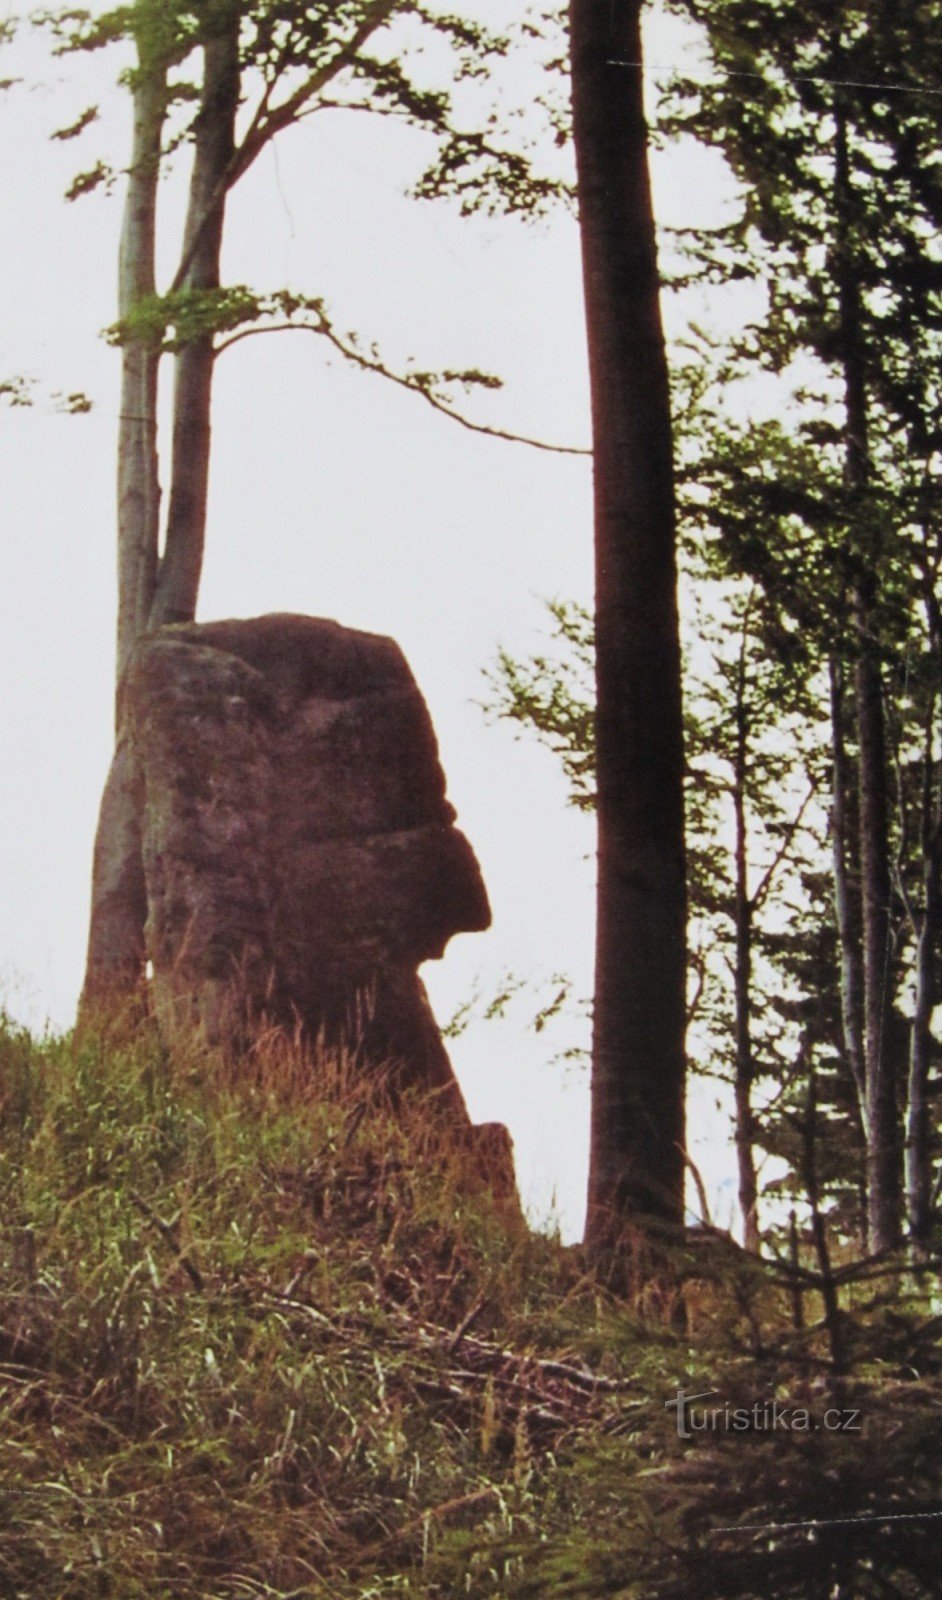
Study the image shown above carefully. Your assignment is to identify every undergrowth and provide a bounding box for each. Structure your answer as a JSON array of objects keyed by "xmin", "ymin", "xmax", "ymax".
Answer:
[{"xmin": 0, "ymin": 1012, "xmax": 939, "ymax": 1599}]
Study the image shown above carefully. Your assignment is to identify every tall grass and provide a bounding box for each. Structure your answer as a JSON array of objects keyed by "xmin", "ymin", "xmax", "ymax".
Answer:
[
  {"xmin": 0, "ymin": 1012, "xmax": 938, "ymax": 1599},
  {"xmin": 0, "ymin": 1014, "xmax": 639, "ymax": 1597}
]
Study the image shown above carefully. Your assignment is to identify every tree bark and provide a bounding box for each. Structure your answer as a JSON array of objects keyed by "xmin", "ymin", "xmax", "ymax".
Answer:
[
  {"xmin": 115, "ymin": 58, "xmax": 165, "ymax": 693},
  {"xmin": 152, "ymin": 11, "xmax": 240, "ymax": 628},
  {"xmin": 906, "ymin": 593, "xmax": 942, "ymax": 1253},
  {"xmin": 732, "ymin": 651, "xmax": 758, "ymax": 1252},
  {"xmin": 801, "ymin": 1067, "xmax": 847, "ymax": 1375},
  {"xmin": 829, "ymin": 656, "xmax": 867, "ymax": 1132},
  {"xmin": 83, "ymin": 12, "xmax": 240, "ymax": 1011},
  {"xmin": 906, "ymin": 743, "xmax": 939, "ymax": 1254},
  {"xmin": 835, "ymin": 105, "xmax": 901, "ymax": 1251},
  {"xmin": 855, "ymin": 639, "xmax": 901, "ymax": 1250},
  {"xmin": 83, "ymin": 42, "xmax": 166, "ymax": 1009},
  {"xmin": 570, "ymin": 0, "xmax": 687, "ymax": 1249}
]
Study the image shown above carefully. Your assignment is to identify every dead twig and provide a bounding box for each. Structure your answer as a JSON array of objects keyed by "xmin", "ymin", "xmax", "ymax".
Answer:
[{"xmin": 129, "ymin": 1191, "xmax": 204, "ymax": 1292}]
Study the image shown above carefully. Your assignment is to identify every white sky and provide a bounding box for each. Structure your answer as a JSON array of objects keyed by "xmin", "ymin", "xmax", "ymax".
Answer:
[{"xmin": 0, "ymin": 1, "xmax": 745, "ymax": 1239}]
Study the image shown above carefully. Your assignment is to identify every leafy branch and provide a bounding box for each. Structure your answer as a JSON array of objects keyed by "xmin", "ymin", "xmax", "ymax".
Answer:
[
  {"xmin": 216, "ymin": 292, "xmax": 590, "ymax": 455},
  {"xmin": 105, "ymin": 283, "xmax": 588, "ymax": 453}
]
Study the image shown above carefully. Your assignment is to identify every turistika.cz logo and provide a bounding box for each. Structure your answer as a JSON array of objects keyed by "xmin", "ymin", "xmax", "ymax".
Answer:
[{"xmin": 665, "ymin": 1387, "xmax": 864, "ymax": 1440}]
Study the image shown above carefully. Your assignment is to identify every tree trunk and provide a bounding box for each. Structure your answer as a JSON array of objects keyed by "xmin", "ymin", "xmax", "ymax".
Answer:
[
  {"xmin": 83, "ymin": 46, "xmax": 166, "ymax": 1010},
  {"xmin": 83, "ymin": 13, "xmax": 240, "ymax": 1012},
  {"xmin": 906, "ymin": 746, "xmax": 939, "ymax": 1255},
  {"xmin": 855, "ymin": 638, "xmax": 900, "ymax": 1249},
  {"xmin": 115, "ymin": 61, "xmax": 165, "ymax": 692},
  {"xmin": 570, "ymin": 0, "xmax": 687, "ymax": 1249},
  {"xmin": 732, "ymin": 667, "xmax": 758, "ymax": 1252},
  {"xmin": 801, "ymin": 1067, "xmax": 847, "ymax": 1375},
  {"xmin": 829, "ymin": 656, "xmax": 867, "ymax": 1132},
  {"xmin": 906, "ymin": 593, "xmax": 942, "ymax": 1253},
  {"xmin": 151, "ymin": 12, "xmax": 240, "ymax": 629},
  {"xmin": 835, "ymin": 105, "xmax": 901, "ymax": 1251}
]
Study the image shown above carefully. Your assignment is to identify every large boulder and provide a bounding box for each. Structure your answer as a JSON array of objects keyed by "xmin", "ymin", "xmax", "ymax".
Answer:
[{"xmin": 123, "ymin": 615, "xmax": 491, "ymax": 1125}]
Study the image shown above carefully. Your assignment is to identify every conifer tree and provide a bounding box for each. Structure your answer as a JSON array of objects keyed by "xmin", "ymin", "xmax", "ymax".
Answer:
[{"xmin": 664, "ymin": 0, "xmax": 942, "ymax": 1250}]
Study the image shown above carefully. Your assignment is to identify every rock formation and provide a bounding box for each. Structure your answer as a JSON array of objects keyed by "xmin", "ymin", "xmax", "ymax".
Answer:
[{"xmin": 118, "ymin": 614, "xmax": 491, "ymax": 1128}]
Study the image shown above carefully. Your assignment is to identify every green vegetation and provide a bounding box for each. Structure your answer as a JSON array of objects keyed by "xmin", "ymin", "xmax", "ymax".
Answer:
[{"xmin": 0, "ymin": 1013, "xmax": 939, "ymax": 1598}]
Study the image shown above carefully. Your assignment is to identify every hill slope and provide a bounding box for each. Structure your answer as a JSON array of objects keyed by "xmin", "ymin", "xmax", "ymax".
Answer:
[{"xmin": 0, "ymin": 1015, "xmax": 938, "ymax": 1598}]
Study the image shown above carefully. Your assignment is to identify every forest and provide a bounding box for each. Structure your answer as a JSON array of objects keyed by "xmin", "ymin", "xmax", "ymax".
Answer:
[{"xmin": 1, "ymin": 0, "xmax": 942, "ymax": 1595}]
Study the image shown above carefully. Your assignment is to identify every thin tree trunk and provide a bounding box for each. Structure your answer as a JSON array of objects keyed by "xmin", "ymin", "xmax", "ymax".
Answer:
[
  {"xmin": 83, "ymin": 12, "xmax": 240, "ymax": 1012},
  {"xmin": 115, "ymin": 61, "xmax": 165, "ymax": 692},
  {"xmin": 732, "ymin": 653, "xmax": 759, "ymax": 1252},
  {"xmin": 835, "ymin": 104, "xmax": 901, "ymax": 1251},
  {"xmin": 571, "ymin": 0, "xmax": 687, "ymax": 1249},
  {"xmin": 906, "ymin": 593, "xmax": 942, "ymax": 1252},
  {"xmin": 788, "ymin": 1209, "xmax": 805, "ymax": 1331},
  {"xmin": 83, "ymin": 44, "xmax": 166, "ymax": 1009},
  {"xmin": 829, "ymin": 656, "xmax": 867, "ymax": 1130},
  {"xmin": 802, "ymin": 1067, "xmax": 847, "ymax": 1375},
  {"xmin": 855, "ymin": 641, "xmax": 900, "ymax": 1249},
  {"xmin": 906, "ymin": 786, "xmax": 939, "ymax": 1254},
  {"xmin": 151, "ymin": 11, "xmax": 240, "ymax": 628}
]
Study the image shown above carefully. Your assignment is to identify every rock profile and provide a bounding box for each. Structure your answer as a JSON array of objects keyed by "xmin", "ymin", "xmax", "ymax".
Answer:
[{"xmin": 121, "ymin": 615, "xmax": 491, "ymax": 1127}]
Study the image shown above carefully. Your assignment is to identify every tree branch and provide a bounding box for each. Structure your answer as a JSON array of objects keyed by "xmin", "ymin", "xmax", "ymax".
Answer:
[
  {"xmin": 246, "ymin": 0, "xmax": 400, "ymax": 153},
  {"xmin": 167, "ymin": 0, "xmax": 400, "ymax": 297},
  {"xmin": 215, "ymin": 318, "xmax": 591, "ymax": 455},
  {"xmin": 750, "ymin": 778, "xmax": 819, "ymax": 913}
]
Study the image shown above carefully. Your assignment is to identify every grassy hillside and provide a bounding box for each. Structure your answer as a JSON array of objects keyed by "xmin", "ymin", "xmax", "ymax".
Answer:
[{"xmin": 0, "ymin": 1014, "xmax": 938, "ymax": 1599}]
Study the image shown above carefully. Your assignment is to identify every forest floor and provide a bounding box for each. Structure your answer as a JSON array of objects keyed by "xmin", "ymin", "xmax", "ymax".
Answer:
[{"xmin": 0, "ymin": 1013, "xmax": 939, "ymax": 1599}]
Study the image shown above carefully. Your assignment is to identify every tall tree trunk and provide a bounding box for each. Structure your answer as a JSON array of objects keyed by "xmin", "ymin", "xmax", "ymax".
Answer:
[
  {"xmin": 83, "ymin": 45, "xmax": 166, "ymax": 1008},
  {"xmin": 152, "ymin": 11, "xmax": 240, "ymax": 628},
  {"xmin": 83, "ymin": 12, "xmax": 240, "ymax": 1011},
  {"xmin": 829, "ymin": 656, "xmax": 867, "ymax": 1132},
  {"xmin": 115, "ymin": 68, "xmax": 164, "ymax": 688},
  {"xmin": 835, "ymin": 104, "xmax": 901, "ymax": 1251},
  {"xmin": 906, "ymin": 591, "xmax": 942, "ymax": 1252},
  {"xmin": 570, "ymin": 0, "xmax": 687, "ymax": 1250},
  {"xmin": 906, "ymin": 719, "xmax": 940, "ymax": 1254},
  {"xmin": 855, "ymin": 638, "xmax": 900, "ymax": 1249},
  {"xmin": 801, "ymin": 1066, "xmax": 847, "ymax": 1375},
  {"xmin": 732, "ymin": 647, "xmax": 758, "ymax": 1252}
]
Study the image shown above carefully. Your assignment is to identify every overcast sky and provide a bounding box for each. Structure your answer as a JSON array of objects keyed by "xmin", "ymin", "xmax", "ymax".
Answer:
[{"xmin": 0, "ymin": 1, "xmax": 747, "ymax": 1238}]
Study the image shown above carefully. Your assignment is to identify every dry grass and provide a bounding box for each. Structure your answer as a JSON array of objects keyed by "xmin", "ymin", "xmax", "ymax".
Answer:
[
  {"xmin": 0, "ymin": 1012, "xmax": 939, "ymax": 1600},
  {"xmin": 0, "ymin": 1013, "xmax": 653, "ymax": 1598}
]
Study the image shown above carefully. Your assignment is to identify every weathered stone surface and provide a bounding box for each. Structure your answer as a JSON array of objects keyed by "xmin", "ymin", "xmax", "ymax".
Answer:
[
  {"xmin": 82, "ymin": 735, "xmax": 148, "ymax": 1004},
  {"xmin": 464, "ymin": 1123, "xmax": 520, "ymax": 1208},
  {"xmin": 121, "ymin": 615, "xmax": 492, "ymax": 1128}
]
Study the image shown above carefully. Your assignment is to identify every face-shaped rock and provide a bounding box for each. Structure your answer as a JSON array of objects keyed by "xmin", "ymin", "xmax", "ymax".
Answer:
[{"xmin": 125, "ymin": 615, "xmax": 491, "ymax": 1115}]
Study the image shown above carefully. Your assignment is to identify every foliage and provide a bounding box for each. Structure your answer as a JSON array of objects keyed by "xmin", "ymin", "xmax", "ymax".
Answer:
[
  {"xmin": 487, "ymin": 0, "xmax": 942, "ymax": 1254},
  {"xmin": 16, "ymin": 0, "xmax": 576, "ymax": 448},
  {"xmin": 484, "ymin": 601, "xmax": 596, "ymax": 812},
  {"xmin": 0, "ymin": 376, "xmax": 93, "ymax": 412}
]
